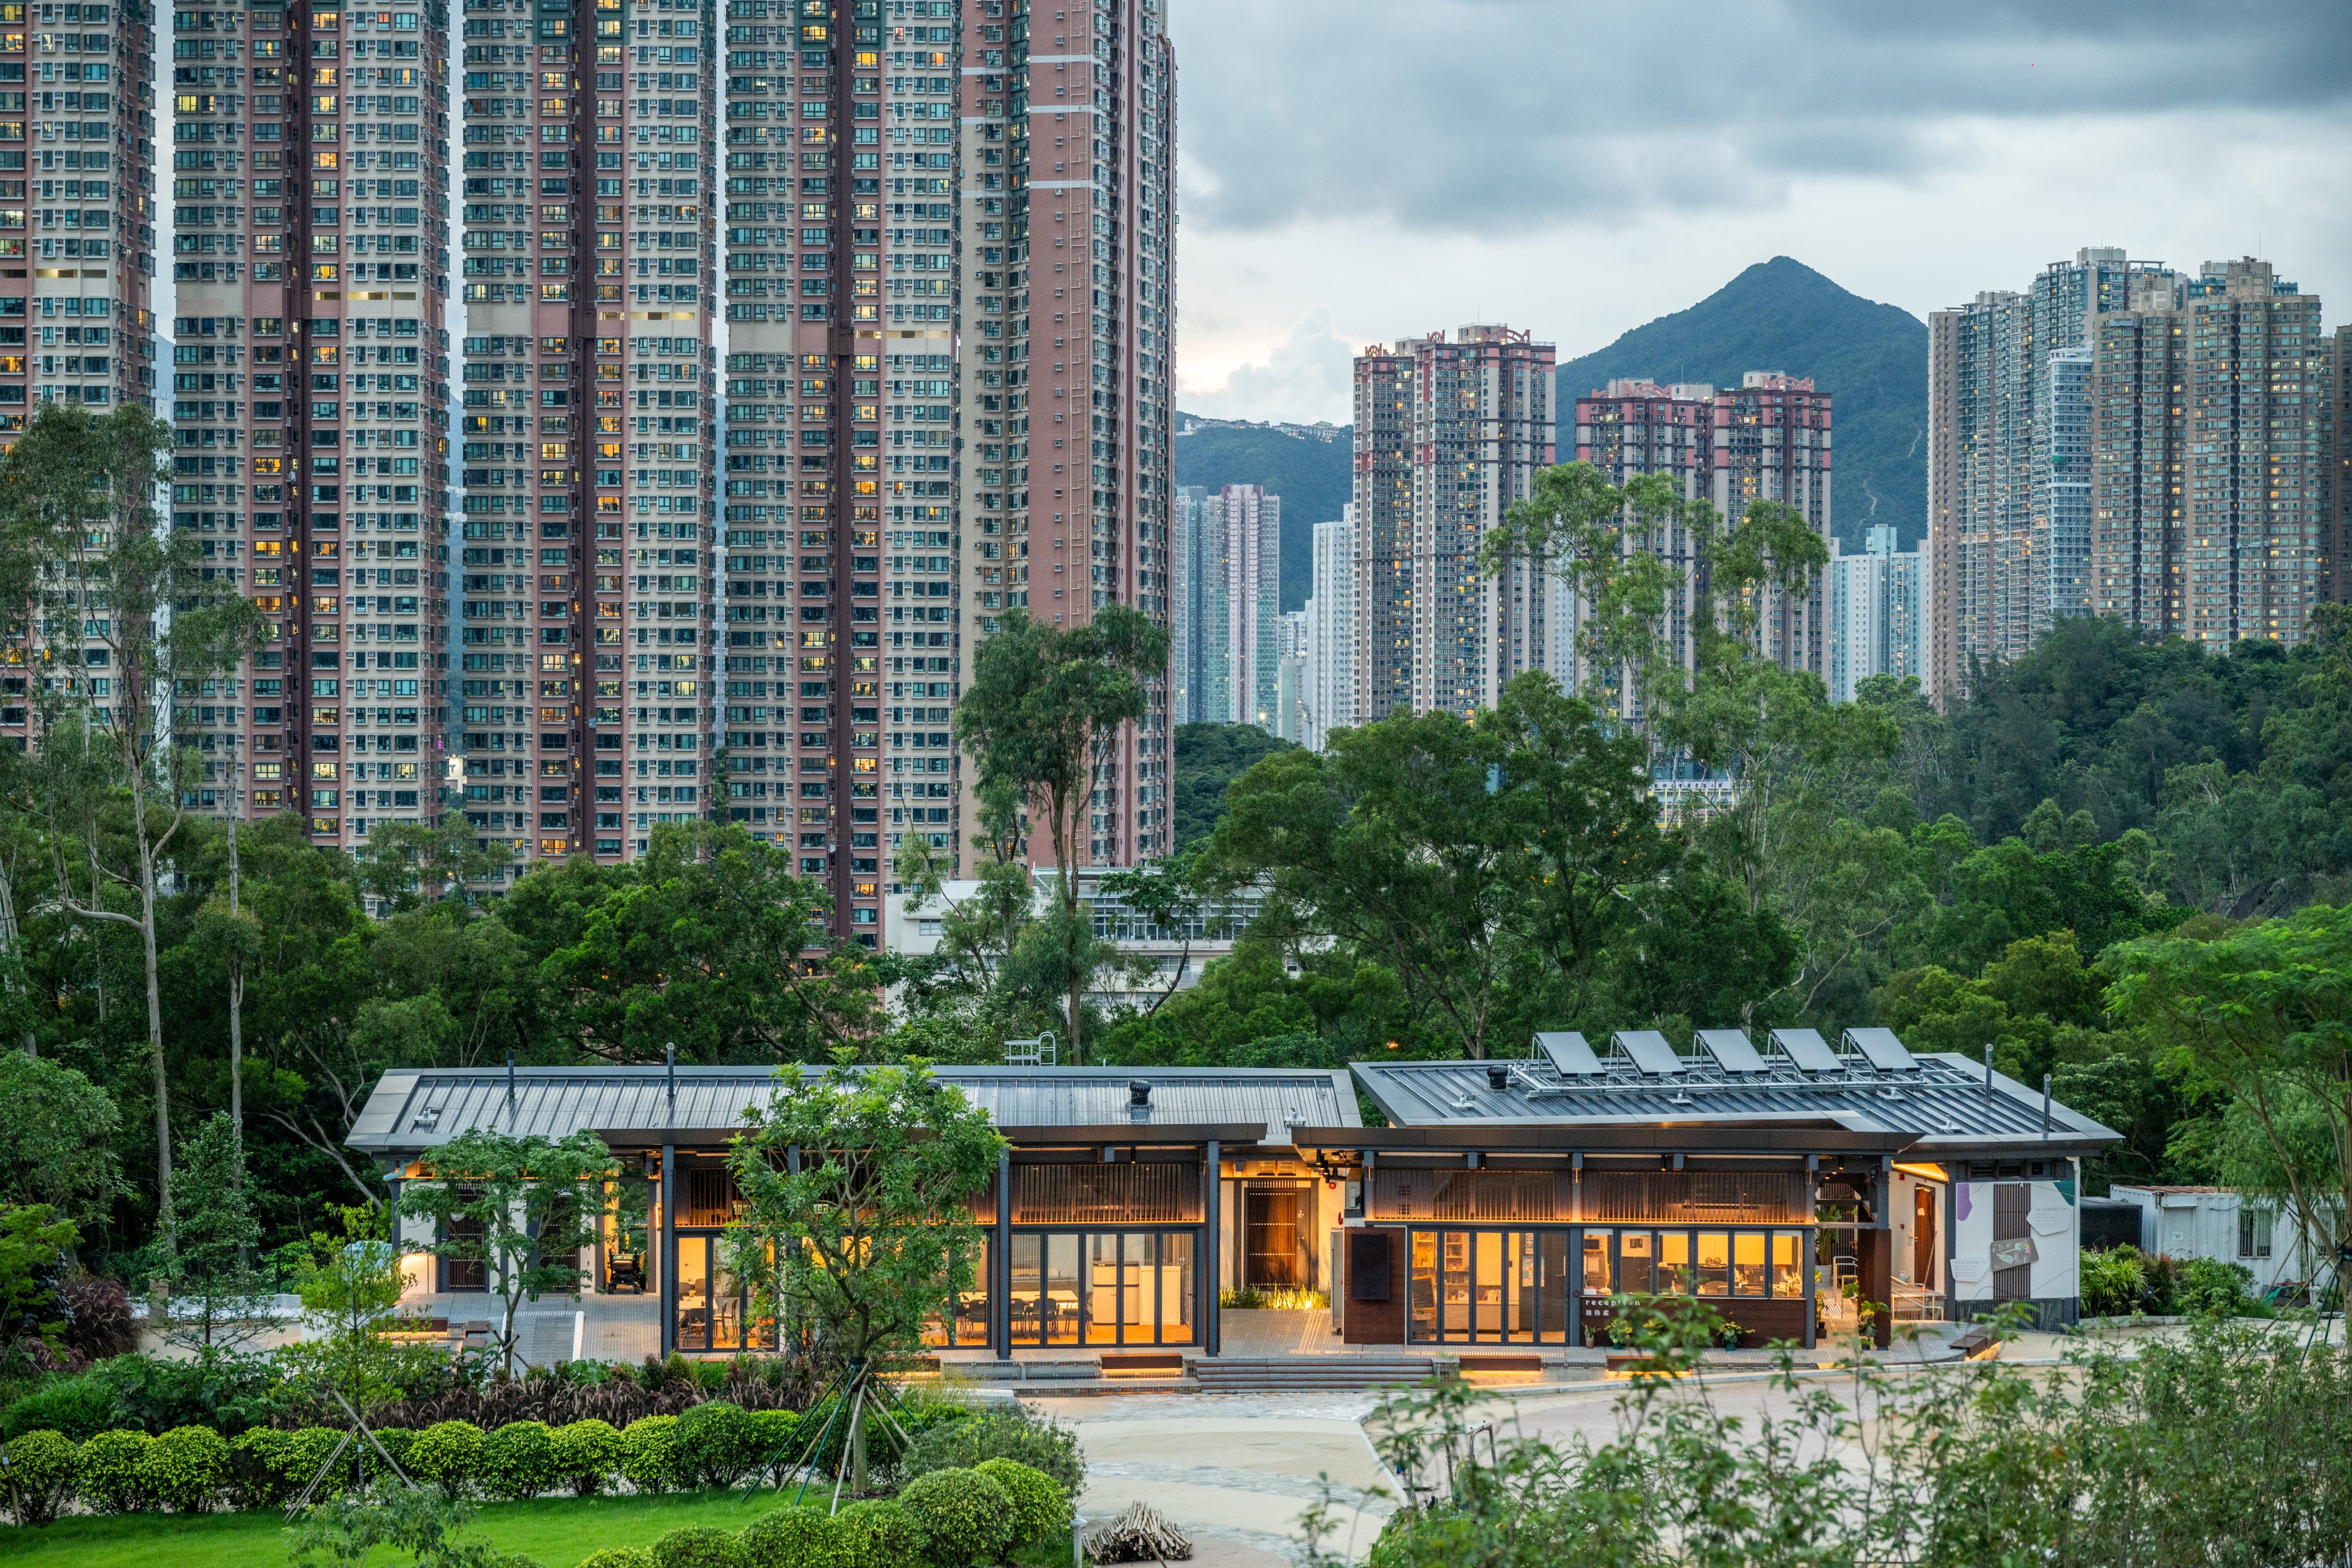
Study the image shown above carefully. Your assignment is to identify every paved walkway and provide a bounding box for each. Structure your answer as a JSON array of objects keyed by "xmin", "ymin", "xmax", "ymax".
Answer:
[{"xmin": 1033, "ymin": 1393, "xmax": 1399, "ymax": 1565}]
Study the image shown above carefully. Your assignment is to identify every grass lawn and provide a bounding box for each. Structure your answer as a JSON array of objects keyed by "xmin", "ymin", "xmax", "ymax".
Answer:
[{"xmin": 0, "ymin": 1491, "xmax": 787, "ymax": 1567}]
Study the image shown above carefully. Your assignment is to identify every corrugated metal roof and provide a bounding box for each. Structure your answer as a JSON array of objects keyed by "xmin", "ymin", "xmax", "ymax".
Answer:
[
  {"xmin": 345, "ymin": 1065, "xmax": 1360, "ymax": 1154},
  {"xmin": 1349, "ymin": 1050, "xmax": 2119, "ymax": 1150}
]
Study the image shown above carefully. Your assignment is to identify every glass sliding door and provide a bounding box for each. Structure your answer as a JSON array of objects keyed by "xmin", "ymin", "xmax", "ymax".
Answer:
[
  {"xmin": 1405, "ymin": 1229, "xmax": 1576, "ymax": 1344},
  {"xmin": 1004, "ymin": 1230, "xmax": 1200, "ymax": 1346}
]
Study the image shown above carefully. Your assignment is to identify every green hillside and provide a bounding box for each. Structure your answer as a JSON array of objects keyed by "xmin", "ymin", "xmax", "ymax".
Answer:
[
  {"xmin": 1172, "ymin": 419, "xmax": 1353, "ymax": 612},
  {"xmin": 1552, "ymin": 257, "xmax": 1928, "ymax": 549}
]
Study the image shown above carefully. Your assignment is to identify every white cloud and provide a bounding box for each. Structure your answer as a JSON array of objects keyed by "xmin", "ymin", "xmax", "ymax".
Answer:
[{"xmin": 1176, "ymin": 305, "xmax": 1358, "ymax": 420}]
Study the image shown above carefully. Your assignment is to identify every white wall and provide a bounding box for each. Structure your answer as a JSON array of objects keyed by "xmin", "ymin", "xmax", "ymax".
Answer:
[
  {"xmin": 1950, "ymin": 1177, "xmax": 2080, "ymax": 1304},
  {"xmin": 2111, "ymin": 1187, "xmax": 2305, "ymax": 1293}
]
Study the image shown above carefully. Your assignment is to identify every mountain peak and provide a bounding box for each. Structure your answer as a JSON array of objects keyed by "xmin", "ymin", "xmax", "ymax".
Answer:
[{"xmin": 1555, "ymin": 260, "xmax": 1928, "ymax": 548}]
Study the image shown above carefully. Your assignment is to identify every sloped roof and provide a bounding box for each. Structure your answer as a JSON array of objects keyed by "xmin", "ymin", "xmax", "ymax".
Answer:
[
  {"xmin": 1347, "ymin": 1039, "xmax": 2119, "ymax": 1154},
  {"xmin": 346, "ymin": 1064, "xmax": 1360, "ymax": 1156}
]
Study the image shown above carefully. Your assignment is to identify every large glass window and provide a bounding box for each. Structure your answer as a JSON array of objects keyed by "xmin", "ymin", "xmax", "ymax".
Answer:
[
  {"xmin": 675, "ymin": 1234, "xmax": 709, "ymax": 1346},
  {"xmin": 1697, "ymin": 1232, "xmax": 1731, "ymax": 1296},
  {"xmin": 1409, "ymin": 1227, "xmax": 1817, "ymax": 1344},
  {"xmin": 1007, "ymin": 1230, "xmax": 1197, "ymax": 1346},
  {"xmin": 672, "ymin": 1234, "xmax": 777, "ymax": 1353}
]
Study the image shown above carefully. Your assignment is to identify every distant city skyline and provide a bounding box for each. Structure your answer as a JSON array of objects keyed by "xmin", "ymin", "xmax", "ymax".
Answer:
[{"xmin": 1165, "ymin": 0, "xmax": 2352, "ymax": 425}]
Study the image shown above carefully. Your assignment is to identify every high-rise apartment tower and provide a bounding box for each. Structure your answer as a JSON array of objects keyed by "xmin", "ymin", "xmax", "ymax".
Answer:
[
  {"xmin": 173, "ymin": 0, "xmax": 454, "ymax": 847},
  {"xmin": 956, "ymin": 0, "xmax": 1175, "ymax": 869},
  {"xmin": 1350, "ymin": 324, "xmax": 1554, "ymax": 721},
  {"xmin": 454, "ymin": 0, "xmax": 714, "ymax": 883}
]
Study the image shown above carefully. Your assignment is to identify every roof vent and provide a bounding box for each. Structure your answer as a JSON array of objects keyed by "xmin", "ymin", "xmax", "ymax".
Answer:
[
  {"xmin": 1486, "ymin": 1064, "xmax": 1509, "ymax": 1092},
  {"xmin": 1128, "ymin": 1079, "xmax": 1151, "ymax": 1107}
]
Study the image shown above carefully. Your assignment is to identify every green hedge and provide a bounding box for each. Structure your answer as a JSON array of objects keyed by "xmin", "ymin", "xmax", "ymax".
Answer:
[
  {"xmin": 140, "ymin": 1426, "xmax": 230, "ymax": 1514},
  {"xmin": 481, "ymin": 1419, "xmax": 558, "ymax": 1501},
  {"xmin": 553, "ymin": 1418, "xmax": 629, "ymax": 1497},
  {"xmin": 0, "ymin": 1412, "xmax": 1034, "ymax": 1540}
]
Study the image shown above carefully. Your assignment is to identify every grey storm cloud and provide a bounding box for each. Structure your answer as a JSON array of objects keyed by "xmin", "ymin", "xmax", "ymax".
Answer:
[{"xmin": 1166, "ymin": 0, "xmax": 2352, "ymax": 234}]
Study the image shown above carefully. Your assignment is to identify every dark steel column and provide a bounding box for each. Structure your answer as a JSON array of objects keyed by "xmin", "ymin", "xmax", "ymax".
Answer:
[
  {"xmin": 657, "ymin": 1140, "xmax": 674, "ymax": 1357},
  {"xmin": 994, "ymin": 1149, "xmax": 1011, "ymax": 1360},
  {"xmin": 1203, "ymin": 1138, "xmax": 1219, "ymax": 1358}
]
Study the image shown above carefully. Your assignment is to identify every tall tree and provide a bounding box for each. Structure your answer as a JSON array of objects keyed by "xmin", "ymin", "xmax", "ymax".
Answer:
[
  {"xmin": 2, "ymin": 403, "xmax": 265, "ymax": 1235},
  {"xmin": 955, "ymin": 606, "xmax": 1170, "ymax": 1062},
  {"xmin": 727, "ymin": 1058, "xmax": 1003, "ymax": 1494},
  {"xmin": 1208, "ymin": 672, "xmax": 1669, "ymax": 1058},
  {"xmin": 2106, "ymin": 903, "xmax": 2352, "ymax": 1288}
]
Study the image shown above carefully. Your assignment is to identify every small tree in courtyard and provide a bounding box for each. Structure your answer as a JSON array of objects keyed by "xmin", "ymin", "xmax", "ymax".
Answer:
[
  {"xmin": 728, "ymin": 1057, "xmax": 1005, "ymax": 1497},
  {"xmin": 399, "ymin": 1127, "xmax": 611, "ymax": 1379}
]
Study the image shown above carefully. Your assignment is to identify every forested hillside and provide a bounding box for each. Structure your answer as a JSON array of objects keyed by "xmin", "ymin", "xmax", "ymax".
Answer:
[{"xmin": 1172, "ymin": 418, "xmax": 1352, "ymax": 612}]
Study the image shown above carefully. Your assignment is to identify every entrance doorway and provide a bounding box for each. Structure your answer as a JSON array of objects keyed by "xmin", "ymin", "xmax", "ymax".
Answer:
[
  {"xmin": 1242, "ymin": 1185, "xmax": 1314, "ymax": 1289},
  {"xmin": 1913, "ymin": 1185, "xmax": 1937, "ymax": 1285}
]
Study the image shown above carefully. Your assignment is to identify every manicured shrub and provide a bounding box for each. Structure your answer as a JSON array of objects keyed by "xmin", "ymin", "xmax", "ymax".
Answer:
[
  {"xmin": 899, "ymin": 1467, "xmax": 1015, "ymax": 1566},
  {"xmin": 373, "ymin": 1427, "xmax": 417, "ymax": 1477},
  {"xmin": 75, "ymin": 1428, "xmax": 152, "ymax": 1514},
  {"xmin": 3, "ymin": 1429, "xmax": 79, "ymax": 1525},
  {"xmin": 621, "ymin": 1413, "xmax": 684, "ymax": 1494},
  {"xmin": 736, "ymin": 1505, "xmax": 843, "ymax": 1568},
  {"xmin": 578, "ymin": 1552, "xmax": 657, "ymax": 1568},
  {"xmin": 743, "ymin": 1409, "xmax": 798, "ymax": 1484},
  {"xmin": 832, "ymin": 1498, "xmax": 926, "ymax": 1568},
  {"xmin": 288, "ymin": 1427, "xmax": 359, "ymax": 1496},
  {"xmin": 552, "ymin": 1418, "xmax": 628, "ymax": 1496},
  {"xmin": 673, "ymin": 1400, "xmax": 758, "ymax": 1489},
  {"xmin": 1, "ymin": 1375, "xmax": 118, "ymax": 1442},
  {"xmin": 410, "ymin": 1420, "xmax": 486, "ymax": 1496},
  {"xmin": 900, "ymin": 1407, "xmax": 1083, "ymax": 1495},
  {"xmin": 230, "ymin": 1427, "xmax": 302, "ymax": 1508},
  {"xmin": 138, "ymin": 1424, "xmax": 230, "ymax": 1513},
  {"xmin": 481, "ymin": 1419, "xmax": 558, "ymax": 1501},
  {"xmin": 974, "ymin": 1458, "xmax": 1068, "ymax": 1552},
  {"xmin": 650, "ymin": 1523, "xmax": 743, "ymax": 1568}
]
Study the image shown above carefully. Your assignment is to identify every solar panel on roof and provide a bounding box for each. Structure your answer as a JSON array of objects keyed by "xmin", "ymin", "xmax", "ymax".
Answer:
[
  {"xmin": 1535, "ymin": 1031, "xmax": 1605, "ymax": 1076},
  {"xmin": 1696, "ymin": 1029, "xmax": 1768, "ymax": 1073},
  {"xmin": 1770, "ymin": 1028, "xmax": 1844, "ymax": 1074},
  {"xmin": 1613, "ymin": 1030, "xmax": 1686, "ymax": 1075},
  {"xmin": 1845, "ymin": 1028, "xmax": 1918, "ymax": 1072}
]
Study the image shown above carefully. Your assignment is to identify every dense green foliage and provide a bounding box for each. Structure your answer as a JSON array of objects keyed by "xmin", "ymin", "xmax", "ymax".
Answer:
[
  {"xmin": 1551, "ymin": 257, "xmax": 1927, "ymax": 551},
  {"xmin": 1171, "ymin": 722, "xmax": 1295, "ymax": 851},
  {"xmin": 1172, "ymin": 418, "xmax": 1352, "ymax": 613},
  {"xmin": 1320, "ymin": 1307, "xmax": 2352, "ymax": 1568}
]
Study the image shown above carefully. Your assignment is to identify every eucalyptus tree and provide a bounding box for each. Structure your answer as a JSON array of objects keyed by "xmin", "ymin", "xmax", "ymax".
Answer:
[{"xmin": 1, "ymin": 403, "xmax": 265, "ymax": 1232}]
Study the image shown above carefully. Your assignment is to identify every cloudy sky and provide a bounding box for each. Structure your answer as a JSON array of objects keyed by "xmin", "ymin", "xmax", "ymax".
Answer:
[{"xmin": 1164, "ymin": 0, "xmax": 2352, "ymax": 424}]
